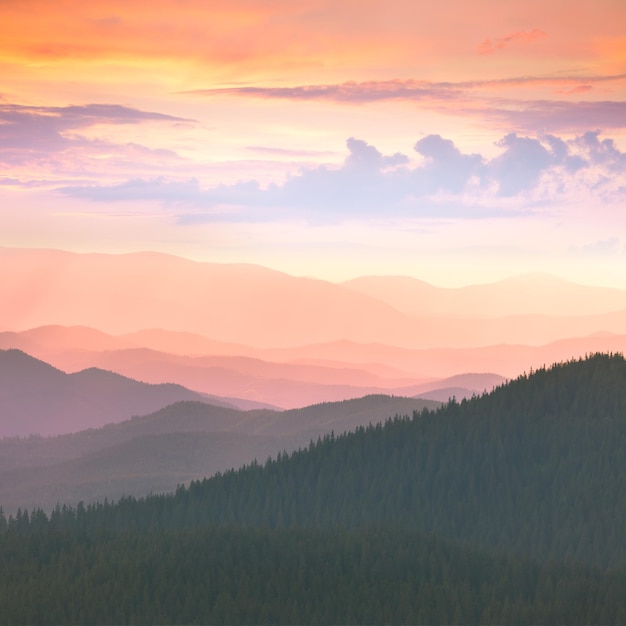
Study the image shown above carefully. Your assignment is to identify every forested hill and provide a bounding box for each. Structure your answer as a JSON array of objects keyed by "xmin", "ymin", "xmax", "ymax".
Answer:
[
  {"xmin": 11, "ymin": 352, "xmax": 626, "ymax": 569},
  {"xmin": 4, "ymin": 353, "xmax": 626, "ymax": 624}
]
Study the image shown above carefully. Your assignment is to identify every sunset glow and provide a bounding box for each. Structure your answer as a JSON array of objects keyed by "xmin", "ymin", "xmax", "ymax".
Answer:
[{"xmin": 1, "ymin": 0, "xmax": 626, "ymax": 286}]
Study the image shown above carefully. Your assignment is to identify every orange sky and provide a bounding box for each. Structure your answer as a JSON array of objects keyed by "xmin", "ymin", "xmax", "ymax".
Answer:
[{"xmin": 1, "ymin": 0, "xmax": 626, "ymax": 286}]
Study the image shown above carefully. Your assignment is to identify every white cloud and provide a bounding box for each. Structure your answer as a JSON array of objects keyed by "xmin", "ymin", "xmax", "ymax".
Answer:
[{"xmin": 57, "ymin": 131, "xmax": 626, "ymax": 223}]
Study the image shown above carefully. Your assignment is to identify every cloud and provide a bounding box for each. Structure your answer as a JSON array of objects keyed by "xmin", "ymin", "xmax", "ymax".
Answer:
[
  {"xmin": 61, "ymin": 177, "xmax": 205, "ymax": 204},
  {"xmin": 489, "ymin": 134, "xmax": 553, "ymax": 196},
  {"xmin": 569, "ymin": 238, "xmax": 624, "ymax": 258},
  {"xmin": 542, "ymin": 135, "xmax": 586, "ymax": 174},
  {"xmin": 58, "ymin": 136, "xmax": 487, "ymax": 220},
  {"xmin": 484, "ymin": 100, "xmax": 626, "ymax": 133},
  {"xmin": 572, "ymin": 131, "xmax": 626, "ymax": 172},
  {"xmin": 558, "ymin": 85, "xmax": 593, "ymax": 95},
  {"xmin": 265, "ymin": 138, "xmax": 410, "ymax": 219},
  {"xmin": 414, "ymin": 135, "xmax": 484, "ymax": 194},
  {"xmin": 0, "ymin": 102, "xmax": 192, "ymax": 165},
  {"xmin": 477, "ymin": 29, "xmax": 547, "ymax": 55},
  {"xmin": 0, "ymin": 177, "xmax": 22, "ymax": 186},
  {"xmin": 60, "ymin": 177, "xmax": 277, "ymax": 223},
  {"xmin": 182, "ymin": 75, "xmax": 626, "ymax": 135},
  {"xmin": 181, "ymin": 79, "xmax": 461, "ymax": 103},
  {"xmin": 246, "ymin": 146, "xmax": 338, "ymax": 158},
  {"xmin": 57, "ymin": 131, "xmax": 626, "ymax": 223},
  {"xmin": 182, "ymin": 74, "xmax": 626, "ymax": 104}
]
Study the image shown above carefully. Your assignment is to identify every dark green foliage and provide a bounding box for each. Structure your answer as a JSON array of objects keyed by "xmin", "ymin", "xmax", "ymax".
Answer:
[
  {"xmin": 34, "ymin": 353, "xmax": 626, "ymax": 567},
  {"xmin": 3, "ymin": 353, "xmax": 626, "ymax": 624},
  {"xmin": 2, "ymin": 526, "xmax": 626, "ymax": 625}
]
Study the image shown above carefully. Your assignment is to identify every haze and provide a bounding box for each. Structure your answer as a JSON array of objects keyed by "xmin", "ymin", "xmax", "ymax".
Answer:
[
  {"xmin": 1, "ymin": 0, "xmax": 626, "ymax": 430},
  {"xmin": 1, "ymin": 0, "xmax": 625, "ymax": 288}
]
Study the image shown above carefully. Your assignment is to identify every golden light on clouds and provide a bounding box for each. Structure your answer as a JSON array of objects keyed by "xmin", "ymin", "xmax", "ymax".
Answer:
[{"xmin": 0, "ymin": 0, "xmax": 625, "ymax": 286}]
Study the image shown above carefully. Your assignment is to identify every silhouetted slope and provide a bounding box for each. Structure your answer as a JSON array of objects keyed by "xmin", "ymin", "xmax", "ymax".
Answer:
[
  {"xmin": 0, "ymin": 395, "xmax": 438, "ymax": 513},
  {"xmin": 4, "ymin": 354, "xmax": 626, "ymax": 625},
  {"xmin": 0, "ymin": 349, "xmax": 209, "ymax": 436},
  {"xmin": 2, "ymin": 525, "xmax": 626, "ymax": 625},
  {"xmin": 2, "ymin": 328, "xmax": 501, "ymax": 408},
  {"xmin": 0, "ymin": 432, "xmax": 282, "ymax": 513},
  {"xmin": 46, "ymin": 353, "xmax": 626, "ymax": 569}
]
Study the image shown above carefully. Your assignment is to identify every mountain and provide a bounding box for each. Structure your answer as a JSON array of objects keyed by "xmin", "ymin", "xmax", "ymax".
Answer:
[
  {"xmin": 409, "ymin": 372, "xmax": 506, "ymax": 400},
  {"xmin": 342, "ymin": 272, "xmax": 626, "ymax": 317},
  {"xmin": 0, "ymin": 395, "xmax": 439, "ymax": 513},
  {"xmin": 0, "ymin": 247, "xmax": 417, "ymax": 347},
  {"xmin": 0, "ymin": 431, "xmax": 281, "ymax": 514},
  {"xmin": 3, "ymin": 525, "xmax": 626, "ymax": 625},
  {"xmin": 39, "ymin": 352, "xmax": 626, "ymax": 569},
  {"xmin": 261, "ymin": 333, "xmax": 626, "ymax": 379},
  {"xmin": 3, "ymin": 327, "xmax": 505, "ymax": 408},
  {"xmin": 4, "ymin": 354, "xmax": 626, "ymax": 624},
  {"xmin": 0, "ymin": 349, "xmax": 212, "ymax": 436},
  {"xmin": 8, "ymin": 322, "xmax": 626, "ymax": 411},
  {"xmin": 4, "ymin": 248, "xmax": 626, "ymax": 349},
  {"xmin": 39, "ymin": 346, "xmax": 420, "ymax": 408}
]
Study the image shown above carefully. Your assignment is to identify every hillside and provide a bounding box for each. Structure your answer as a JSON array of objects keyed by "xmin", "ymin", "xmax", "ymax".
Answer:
[
  {"xmin": 34, "ymin": 352, "xmax": 626, "ymax": 570},
  {"xmin": 2, "ymin": 525, "xmax": 626, "ymax": 625},
  {"xmin": 0, "ymin": 349, "xmax": 211, "ymax": 436},
  {"xmin": 0, "ymin": 330, "xmax": 505, "ymax": 408},
  {"xmin": 4, "ymin": 354, "xmax": 626, "ymax": 624},
  {"xmin": 0, "ymin": 395, "xmax": 439, "ymax": 513}
]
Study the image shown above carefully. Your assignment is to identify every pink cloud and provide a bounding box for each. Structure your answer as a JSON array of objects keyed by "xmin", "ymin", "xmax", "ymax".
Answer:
[
  {"xmin": 477, "ymin": 29, "xmax": 548, "ymax": 55},
  {"xmin": 183, "ymin": 74, "xmax": 626, "ymax": 105},
  {"xmin": 558, "ymin": 85, "xmax": 593, "ymax": 95}
]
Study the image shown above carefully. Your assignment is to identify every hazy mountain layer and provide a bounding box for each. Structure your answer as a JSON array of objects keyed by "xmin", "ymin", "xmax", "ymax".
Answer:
[
  {"xmin": 3, "ymin": 248, "xmax": 626, "ymax": 349},
  {"xmin": 0, "ymin": 395, "xmax": 439, "ymax": 513},
  {"xmin": 343, "ymin": 272, "xmax": 626, "ymax": 317},
  {"xmin": 0, "ymin": 349, "xmax": 212, "ymax": 436},
  {"xmin": 4, "ymin": 354, "xmax": 626, "ymax": 624},
  {"xmin": 42, "ymin": 353, "xmax": 626, "ymax": 570},
  {"xmin": 0, "ymin": 332, "xmax": 505, "ymax": 408}
]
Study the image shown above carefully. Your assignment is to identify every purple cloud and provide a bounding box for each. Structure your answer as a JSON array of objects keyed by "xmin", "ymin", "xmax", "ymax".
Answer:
[
  {"xmin": 489, "ymin": 134, "xmax": 553, "ymax": 196},
  {"xmin": 182, "ymin": 74, "xmax": 626, "ymax": 104},
  {"xmin": 414, "ymin": 135, "xmax": 484, "ymax": 194},
  {"xmin": 182, "ymin": 76, "xmax": 626, "ymax": 135},
  {"xmin": 485, "ymin": 100, "xmax": 626, "ymax": 133},
  {"xmin": 0, "ymin": 103, "xmax": 192, "ymax": 165},
  {"xmin": 572, "ymin": 131, "xmax": 626, "ymax": 172},
  {"xmin": 58, "ymin": 131, "xmax": 626, "ymax": 222},
  {"xmin": 569, "ymin": 238, "xmax": 624, "ymax": 258},
  {"xmin": 180, "ymin": 79, "xmax": 461, "ymax": 103}
]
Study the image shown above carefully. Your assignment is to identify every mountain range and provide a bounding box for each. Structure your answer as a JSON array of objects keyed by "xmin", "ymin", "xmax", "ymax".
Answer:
[
  {"xmin": 0, "ymin": 349, "xmax": 214, "ymax": 437},
  {"xmin": 3, "ymin": 248, "xmax": 626, "ymax": 350},
  {"xmin": 0, "ymin": 332, "xmax": 506, "ymax": 409},
  {"xmin": 3, "ymin": 246, "xmax": 626, "ymax": 518},
  {"xmin": 4, "ymin": 354, "xmax": 626, "ymax": 624},
  {"xmin": 42, "ymin": 352, "xmax": 626, "ymax": 569},
  {"xmin": 0, "ymin": 389, "xmax": 438, "ymax": 513}
]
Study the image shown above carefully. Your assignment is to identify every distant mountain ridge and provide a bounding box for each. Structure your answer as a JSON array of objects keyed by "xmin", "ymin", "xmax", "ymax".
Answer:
[
  {"xmin": 3, "ymin": 247, "xmax": 626, "ymax": 349},
  {"xmin": 0, "ymin": 331, "xmax": 504, "ymax": 408},
  {"xmin": 0, "ymin": 349, "xmax": 212, "ymax": 436},
  {"xmin": 49, "ymin": 352, "xmax": 626, "ymax": 570},
  {"xmin": 342, "ymin": 272, "xmax": 626, "ymax": 317},
  {"xmin": 4, "ymin": 354, "xmax": 626, "ymax": 625},
  {"xmin": 0, "ymin": 394, "xmax": 439, "ymax": 513}
]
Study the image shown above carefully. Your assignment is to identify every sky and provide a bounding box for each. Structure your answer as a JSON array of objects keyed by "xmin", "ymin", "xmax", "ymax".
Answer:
[{"xmin": 1, "ymin": 0, "xmax": 626, "ymax": 287}]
